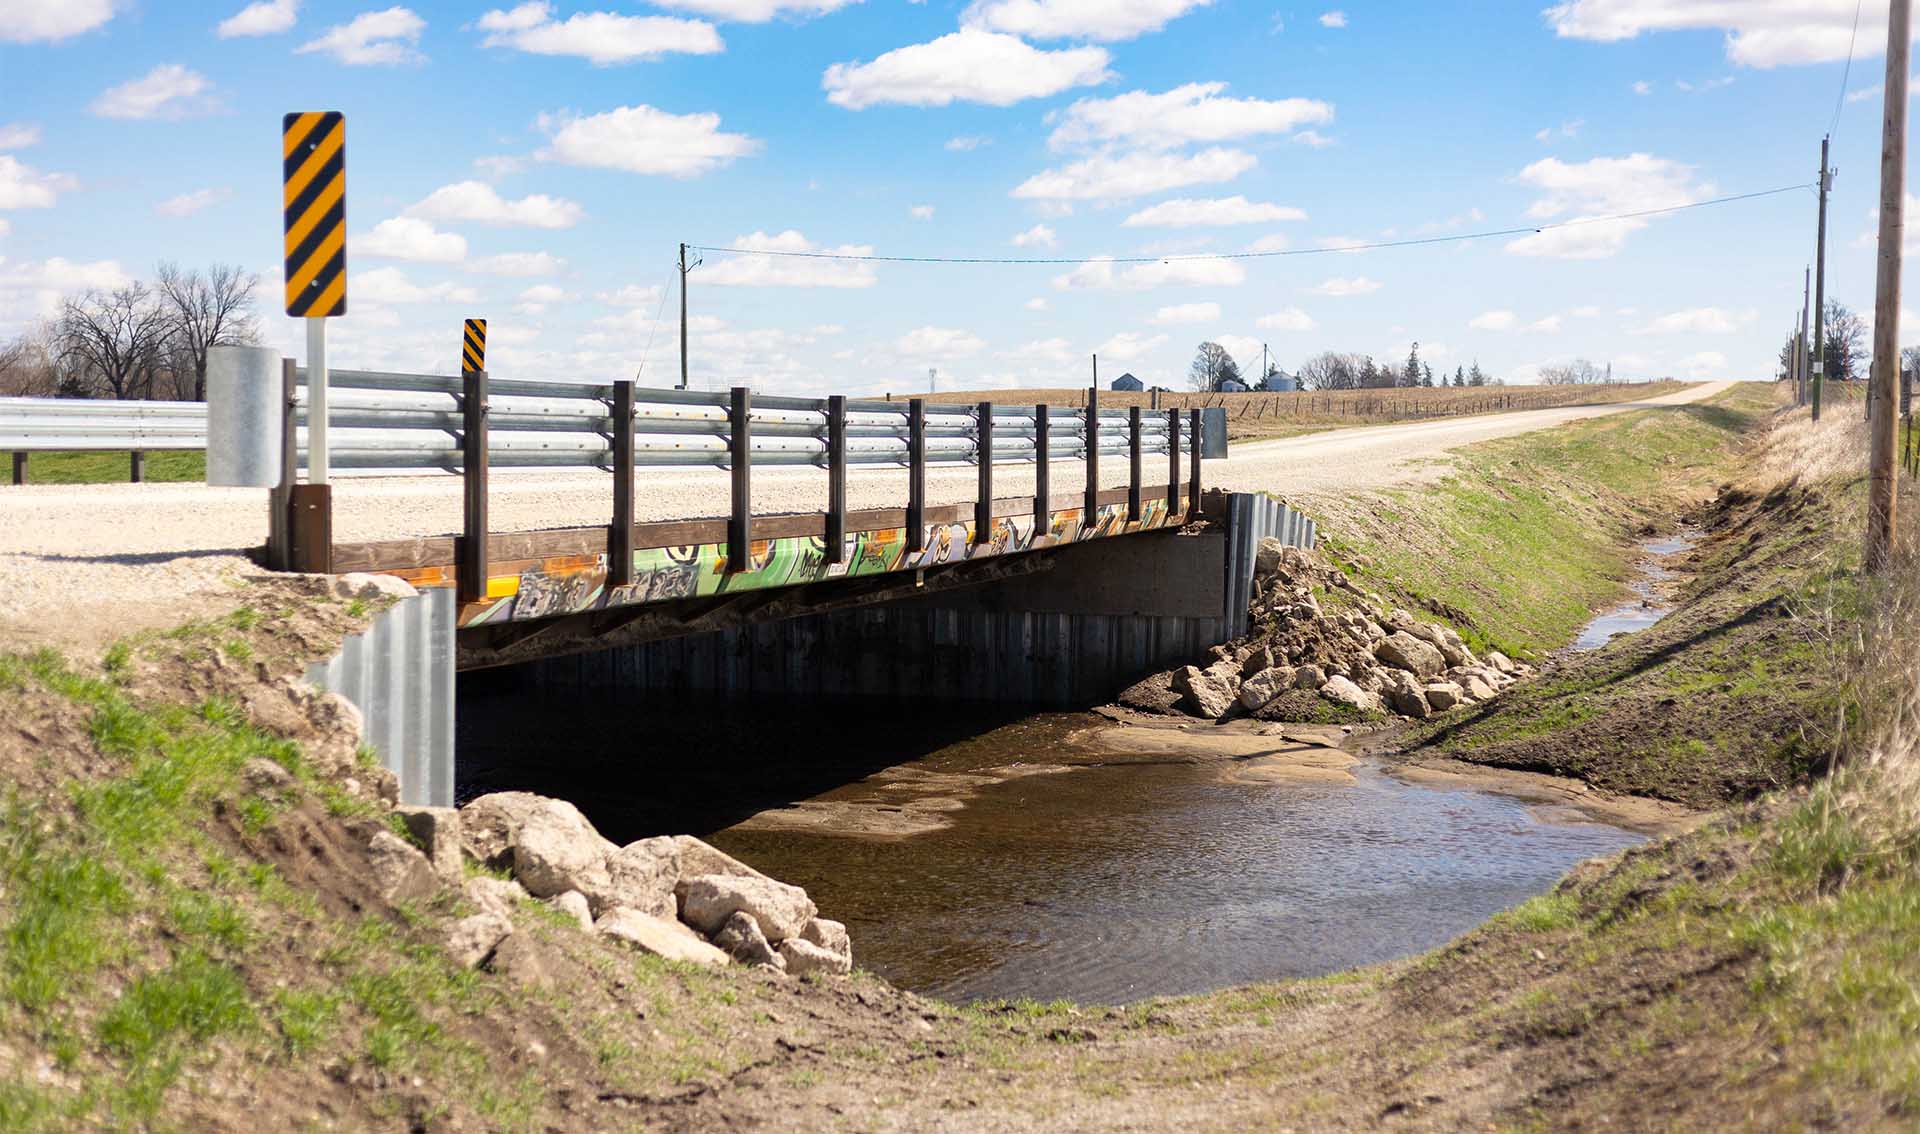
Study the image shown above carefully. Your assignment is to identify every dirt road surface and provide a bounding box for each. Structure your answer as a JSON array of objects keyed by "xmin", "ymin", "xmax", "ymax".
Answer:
[{"xmin": 0, "ymin": 381, "xmax": 1731, "ymax": 652}]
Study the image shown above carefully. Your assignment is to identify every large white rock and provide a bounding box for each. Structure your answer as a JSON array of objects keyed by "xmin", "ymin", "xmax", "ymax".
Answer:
[
  {"xmin": 1375, "ymin": 632, "xmax": 1446, "ymax": 681},
  {"xmin": 679, "ymin": 874, "xmax": 818, "ymax": 942},
  {"xmin": 511, "ymin": 803, "xmax": 618, "ymax": 900},
  {"xmin": 1423, "ymin": 681, "xmax": 1466, "ymax": 711},
  {"xmin": 1460, "ymin": 674, "xmax": 1497, "ymax": 701},
  {"xmin": 550, "ymin": 890, "xmax": 593, "ymax": 931},
  {"xmin": 1293, "ymin": 664, "xmax": 1327, "ymax": 690},
  {"xmin": 594, "ymin": 837, "xmax": 680, "ymax": 920},
  {"xmin": 671, "ymin": 836, "xmax": 773, "ymax": 886},
  {"xmin": 365, "ymin": 829, "xmax": 439, "ymax": 904},
  {"xmin": 713, "ymin": 910, "xmax": 784, "ymax": 970},
  {"xmin": 444, "ymin": 911, "xmax": 512, "ymax": 969},
  {"xmin": 1319, "ymin": 675, "xmax": 1377, "ymax": 713},
  {"xmin": 459, "ymin": 791, "xmax": 558, "ymax": 868},
  {"xmin": 464, "ymin": 875, "xmax": 527, "ymax": 920},
  {"xmin": 1486, "ymin": 650, "xmax": 1518, "ymax": 675},
  {"xmin": 799, "ymin": 917, "xmax": 852, "ymax": 964},
  {"xmin": 1173, "ymin": 664, "xmax": 1239, "ymax": 719},
  {"xmin": 332, "ymin": 572, "xmax": 419, "ymax": 601},
  {"xmin": 596, "ymin": 908, "xmax": 731, "ymax": 967},
  {"xmin": 778, "ymin": 937, "xmax": 852, "ymax": 977},
  {"xmin": 1238, "ymin": 666, "xmax": 1294, "ymax": 711},
  {"xmin": 395, "ymin": 805, "xmax": 462, "ymax": 880}
]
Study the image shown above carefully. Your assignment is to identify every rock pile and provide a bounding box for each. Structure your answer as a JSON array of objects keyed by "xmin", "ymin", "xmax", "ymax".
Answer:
[
  {"xmin": 372, "ymin": 792, "xmax": 853, "ymax": 976},
  {"xmin": 1124, "ymin": 538, "xmax": 1533, "ymax": 722}
]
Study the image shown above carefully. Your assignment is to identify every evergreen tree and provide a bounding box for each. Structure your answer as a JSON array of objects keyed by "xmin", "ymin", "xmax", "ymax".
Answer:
[
  {"xmin": 1467, "ymin": 361, "xmax": 1488, "ymax": 387},
  {"xmin": 1403, "ymin": 344, "xmax": 1421, "ymax": 388},
  {"xmin": 1452, "ymin": 365, "xmax": 1465, "ymax": 388},
  {"xmin": 1421, "ymin": 361, "xmax": 1435, "ymax": 387}
]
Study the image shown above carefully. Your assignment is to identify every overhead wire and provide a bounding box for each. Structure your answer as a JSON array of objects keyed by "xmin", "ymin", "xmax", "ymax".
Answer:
[{"xmin": 1830, "ymin": 0, "xmax": 1867, "ymax": 140}]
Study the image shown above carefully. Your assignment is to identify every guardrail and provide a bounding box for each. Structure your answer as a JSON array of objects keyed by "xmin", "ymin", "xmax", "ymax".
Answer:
[{"xmin": 0, "ymin": 396, "xmax": 207, "ymax": 484}]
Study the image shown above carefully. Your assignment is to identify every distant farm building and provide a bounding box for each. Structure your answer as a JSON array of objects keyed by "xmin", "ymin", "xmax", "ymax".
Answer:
[
  {"xmin": 1217, "ymin": 377, "xmax": 1250, "ymax": 392},
  {"xmin": 1261, "ymin": 369, "xmax": 1298, "ymax": 392},
  {"xmin": 1110, "ymin": 372, "xmax": 1144, "ymax": 392}
]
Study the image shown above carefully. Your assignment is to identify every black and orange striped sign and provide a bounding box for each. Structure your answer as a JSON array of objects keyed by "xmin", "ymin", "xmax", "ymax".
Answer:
[
  {"xmin": 282, "ymin": 111, "xmax": 346, "ymax": 318},
  {"xmin": 462, "ymin": 319, "xmax": 487, "ymax": 373}
]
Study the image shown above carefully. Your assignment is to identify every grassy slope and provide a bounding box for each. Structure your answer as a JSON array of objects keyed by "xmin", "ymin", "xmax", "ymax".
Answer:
[{"xmin": 0, "ymin": 451, "xmax": 206, "ymax": 485}]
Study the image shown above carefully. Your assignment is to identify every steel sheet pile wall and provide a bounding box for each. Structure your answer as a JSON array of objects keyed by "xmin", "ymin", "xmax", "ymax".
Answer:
[
  {"xmin": 306, "ymin": 587, "xmax": 456, "ymax": 806},
  {"xmin": 1223, "ymin": 494, "xmax": 1319, "ymax": 638}
]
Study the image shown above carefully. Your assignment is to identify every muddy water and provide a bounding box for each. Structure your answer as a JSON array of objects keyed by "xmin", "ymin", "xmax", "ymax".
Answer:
[
  {"xmin": 459, "ymin": 690, "xmax": 1643, "ymax": 1005},
  {"xmin": 1572, "ymin": 531, "xmax": 1696, "ymax": 651}
]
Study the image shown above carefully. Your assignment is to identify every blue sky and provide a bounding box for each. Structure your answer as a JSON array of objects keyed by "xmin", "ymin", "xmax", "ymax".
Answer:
[{"xmin": 0, "ymin": 1, "xmax": 1908, "ymax": 394}]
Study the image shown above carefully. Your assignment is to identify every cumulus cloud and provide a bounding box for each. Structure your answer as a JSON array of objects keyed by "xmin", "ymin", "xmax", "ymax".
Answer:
[
  {"xmin": 946, "ymin": 135, "xmax": 991, "ymax": 152},
  {"xmin": 1544, "ymin": 0, "xmax": 1901, "ymax": 68},
  {"xmin": 653, "ymin": 0, "xmax": 856, "ymax": 19},
  {"xmin": 155, "ymin": 188, "xmax": 231, "ymax": 217},
  {"xmin": 536, "ymin": 105, "xmax": 759, "ymax": 177},
  {"xmin": 405, "ymin": 181, "xmax": 584, "ymax": 228},
  {"xmin": 1680, "ymin": 350, "xmax": 1728, "ymax": 376},
  {"xmin": 0, "ymin": 256, "xmax": 131, "ymax": 324},
  {"xmin": 896, "ymin": 326, "xmax": 987, "ymax": 357},
  {"xmin": 217, "ymin": 0, "xmax": 298, "ymax": 37},
  {"xmin": 0, "ymin": 155, "xmax": 77, "ymax": 210},
  {"xmin": 471, "ymin": 251, "xmax": 566, "ymax": 276},
  {"xmin": 1632, "ymin": 306, "xmax": 1755, "ymax": 334},
  {"xmin": 1244, "ymin": 234, "xmax": 1290, "ymax": 253},
  {"xmin": 1256, "ymin": 306, "xmax": 1314, "ymax": 331},
  {"xmin": 1048, "ymin": 82, "xmax": 1332, "ymax": 151},
  {"xmin": 1052, "ymin": 255, "xmax": 1246, "ymax": 291},
  {"xmin": 1096, "ymin": 331, "xmax": 1168, "ymax": 361},
  {"xmin": 1469, "ymin": 309, "xmax": 1517, "ymax": 331},
  {"xmin": 515, "ymin": 283, "xmax": 573, "ymax": 314},
  {"xmin": 599, "ymin": 283, "xmax": 664, "ymax": 306},
  {"xmin": 0, "ymin": 123, "xmax": 38, "ymax": 150},
  {"xmin": 1504, "ymin": 153, "xmax": 1711, "ymax": 259},
  {"xmin": 823, "ymin": 30, "xmax": 1111, "ymax": 109},
  {"xmin": 476, "ymin": 3, "xmax": 721, "ymax": 64},
  {"xmin": 90, "ymin": 65, "xmax": 218, "ymax": 120},
  {"xmin": 352, "ymin": 266, "xmax": 480, "ymax": 304},
  {"xmin": 909, "ymin": 204, "xmax": 935, "ymax": 220},
  {"xmin": 1308, "ymin": 276, "xmax": 1380, "ymax": 296},
  {"xmin": 351, "ymin": 217, "xmax": 469, "ymax": 262},
  {"xmin": 1024, "ymin": 297, "xmax": 1049, "ymax": 311},
  {"xmin": 0, "ymin": 0, "xmax": 116, "ymax": 43},
  {"xmin": 297, "ymin": 6, "xmax": 426, "ymax": 65},
  {"xmin": 1319, "ymin": 10, "xmax": 1346, "ymax": 27},
  {"xmin": 961, "ymin": 0, "xmax": 1211, "ymax": 42},
  {"xmin": 1148, "ymin": 301, "xmax": 1220, "ymax": 325},
  {"xmin": 1012, "ymin": 224, "xmax": 1058, "ymax": 248},
  {"xmin": 1012, "ymin": 148, "xmax": 1256, "ymax": 203},
  {"xmin": 1122, "ymin": 195, "xmax": 1306, "ymax": 227},
  {"xmin": 700, "ymin": 230, "xmax": 878, "ymax": 288}
]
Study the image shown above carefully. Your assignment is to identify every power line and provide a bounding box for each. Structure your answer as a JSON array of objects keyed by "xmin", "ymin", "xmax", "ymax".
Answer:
[
  {"xmin": 1831, "ymin": 0, "xmax": 1866, "ymax": 139},
  {"xmin": 629, "ymin": 259, "xmax": 677, "ymax": 383},
  {"xmin": 688, "ymin": 183, "xmax": 1813, "ymax": 267}
]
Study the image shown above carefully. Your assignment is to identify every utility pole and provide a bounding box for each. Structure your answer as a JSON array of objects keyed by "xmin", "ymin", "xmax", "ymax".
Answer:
[
  {"xmin": 928, "ymin": 367, "xmax": 937, "ymax": 394},
  {"xmin": 1867, "ymin": 0, "xmax": 1909, "ymax": 571},
  {"xmin": 1814, "ymin": 136, "xmax": 1833, "ymax": 421},
  {"xmin": 1800, "ymin": 266, "xmax": 1812, "ymax": 405},
  {"xmin": 678, "ymin": 242, "xmax": 689, "ymax": 391}
]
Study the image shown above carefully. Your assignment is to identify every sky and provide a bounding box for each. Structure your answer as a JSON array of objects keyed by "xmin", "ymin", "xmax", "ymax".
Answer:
[{"xmin": 0, "ymin": 0, "xmax": 1911, "ymax": 395}]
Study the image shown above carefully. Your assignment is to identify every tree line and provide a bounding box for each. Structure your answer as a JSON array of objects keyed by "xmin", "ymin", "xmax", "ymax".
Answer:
[
  {"xmin": 0, "ymin": 263, "xmax": 260, "ymax": 402},
  {"xmin": 1775, "ymin": 300, "xmax": 1868, "ymax": 383}
]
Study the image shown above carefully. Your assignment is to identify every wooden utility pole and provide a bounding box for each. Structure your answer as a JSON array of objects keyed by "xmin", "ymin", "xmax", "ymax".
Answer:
[
  {"xmin": 1800, "ymin": 267, "xmax": 1812, "ymax": 405},
  {"xmin": 678, "ymin": 242, "xmax": 689, "ymax": 391},
  {"xmin": 1867, "ymin": 0, "xmax": 1910, "ymax": 571},
  {"xmin": 1814, "ymin": 136, "xmax": 1833, "ymax": 421}
]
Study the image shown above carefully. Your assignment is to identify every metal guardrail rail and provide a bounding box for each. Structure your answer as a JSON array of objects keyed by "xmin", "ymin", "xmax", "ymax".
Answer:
[{"xmin": 0, "ymin": 395, "xmax": 208, "ymax": 484}]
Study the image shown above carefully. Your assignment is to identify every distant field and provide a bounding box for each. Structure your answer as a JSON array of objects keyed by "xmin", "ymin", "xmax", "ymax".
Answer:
[{"xmin": 1, "ymin": 450, "xmax": 207, "ymax": 485}]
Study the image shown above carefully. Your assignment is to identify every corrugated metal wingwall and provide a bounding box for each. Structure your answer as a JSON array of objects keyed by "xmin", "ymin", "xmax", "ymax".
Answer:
[
  {"xmin": 306, "ymin": 587, "xmax": 456, "ymax": 807},
  {"xmin": 1223, "ymin": 493, "xmax": 1319, "ymax": 638}
]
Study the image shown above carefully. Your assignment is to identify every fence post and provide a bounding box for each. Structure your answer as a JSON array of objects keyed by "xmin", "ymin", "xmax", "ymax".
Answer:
[
  {"xmin": 609, "ymin": 380, "xmax": 635, "ymax": 588},
  {"xmin": 728, "ymin": 386, "xmax": 752, "ymax": 572},
  {"xmin": 1167, "ymin": 407, "xmax": 1180, "ymax": 514},
  {"xmin": 457, "ymin": 368, "xmax": 489, "ymax": 603},
  {"xmin": 974, "ymin": 401, "xmax": 993, "ymax": 544},
  {"xmin": 1189, "ymin": 408, "xmax": 1202, "ymax": 516},
  {"xmin": 1127, "ymin": 404, "xmax": 1142, "ymax": 522},
  {"xmin": 825, "ymin": 395, "xmax": 847, "ymax": 564},
  {"xmin": 1033, "ymin": 403, "xmax": 1050, "ymax": 538},
  {"xmin": 10, "ymin": 452, "xmax": 25, "ymax": 486},
  {"xmin": 1084, "ymin": 386, "xmax": 1100, "ymax": 520},
  {"xmin": 129, "ymin": 450, "xmax": 145, "ymax": 483},
  {"xmin": 907, "ymin": 398, "xmax": 925, "ymax": 553}
]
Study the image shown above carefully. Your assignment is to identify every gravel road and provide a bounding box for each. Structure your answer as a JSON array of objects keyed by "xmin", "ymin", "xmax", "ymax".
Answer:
[{"xmin": 0, "ymin": 380, "xmax": 1730, "ymax": 653}]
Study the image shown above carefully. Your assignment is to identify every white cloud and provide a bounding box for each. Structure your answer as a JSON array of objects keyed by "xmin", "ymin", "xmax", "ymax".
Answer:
[
  {"xmin": 217, "ymin": 0, "xmax": 298, "ymax": 37},
  {"xmin": 897, "ymin": 326, "xmax": 987, "ymax": 357},
  {"xmin": 155, "ymin": 188, "xmax": 231, "ymax": 217},
  {"xmin": 1096, "ymin": 331, "xmax": 1168, "ymax": 361},
  {"xmin": 946, "ymin": 135, "xmax": 991, "ymax": 152},
  {"xmin": 476, "ymin": 4, "xmax": 722, "ymax": 65},
  {"xmin": 823, "ymin": 30, "xmax": 1111, "ymax": 109},
  {"xmin": 652, "ymin": 0, "xmax": 857, "ymax": 20},
  {"xmin": 962, "ymin": 0, "xmax": 1211, "ymax": 42},
  {"xmin": 1013, "ymin": 148, "xmax": 1256, "ymax": 203},
  {"xmin": 1528, "ymin": 315, "xmax": 1563, "ymax": 333},
  {"xmin": 1245, "ymin": 234, "xmax": 1290, "ymax": 253},
  {"xmin": 472, "ymin": 155, "xmax": 529, "ymax": 179},
  {"xmin": 1847, "ymin": 83, "xmax": 1883, "ymax": 103},
  {"xmin": 600, "ymin": 283, "xmax": 663, "ymax": 306},
  {"xmin": 0, "ymin": 123, "xmax": 38, "ymax": 150},
  {"xmin": 515, "ymin": 283, "xmax": 573, "ymax": 314},
  {"xmin": 90, "ymin": 64, "xmax": 217, "ymax": 120},
  {"xmin": 0, "ymin": 155, "xmax": 77, "ymax": 209},
  {"xmin": 1469, "ymin": 309, "xmax": 1517, "ymax": 331},
  {"xmin": 1256, "ymin": 306, "xmax": 1314, "ymax": 331},
  {"xmin": 1012, "ymin": 224, "xmax": 1058, "ymax": 248},
  {"xmin": 296, "ymin": 6, "xmax": 426, "ymax": 65},
  {"xmin": 1319, "ymin": 9, "xmax": 1345, "ymax": 27},
  {"xmin": 352, "ymin": 266, "xmax": 480, "ymax": 304},
  {"xmin": 909, "ymin": 204, "xmax": 936, "ymax": 220},
  {"xmin": 350, "ymin": 217, "xmax": 468, "ymax": 262},
  {"xmin": 1215, "ymin": 334, "xmax": 1264, "ymax": 370},
  {"xmin": 1002, "ymin": 337, "xmax": 1075, "ymax": 364},
  {"xmin": 1122, "ymin": 195, "xmax": 1306, "ymax": 227},
  {"xmin": 0, "ymin": 0, "xmax": 116, "ymax": 43},
  {"xmin": 471, "ymin": 251, "xmax": 566, "ymax": 276},
  {"xmin": 1308, "ymin": 276, "xmax": 1379, "ymax": 297},
  {"xmin": 1534, "ymin": 118, "xmax": 1583, "ymax": 141},
  {"xmin": 1053, "ymin": 255, "xmax": 1246, "ymax": 291},
  {"xmin": 701, "ymin": 230, "xmax": 878, "ymax": 288},
  {"xmin": 1048, "ymin": 82, "xmax": 1332, "ymax": 151},
  {"xmin": 1680, "ymin": 350, "xmax": 1727, "ymax": 377},
  {"xmin": 536, "ymin": 105, "xmax": 759, "ymax": 177},
  {"xmin": 405, "ymin": 181, "xmax": 584, "ymax": 228},
  {"xmin": 1024, "ymin": 296, "xmax": 1049, "ymax": 311},
  {"xmin": 1571, "ymin": 304, "xmax": 1602, "ymax": 317},
  {"xmin": 1632, "ymin": 306, "xmax": 1755, "ymax": 335},
  {"xmin": 1291, "ymin": 129, "xmax": 1334, "ymax": 147},
  {"xmin": 1149, "ymin": 301, "xmax": 1220, "ymax": 325},
  {"xmin": 0, "ymin": 256, "xmax": 133, "ymax": 324},
  {"xmin": 1631, "ymin": 79, "xmax": 1651, "ymax": 94},
  {"xmin": 1504, "ymin": 153, "xmax": 1711, "ymax": 259},
  {"xmin": 1544, "ymin": 0, "xmax": 1896, "ymax": 68}
]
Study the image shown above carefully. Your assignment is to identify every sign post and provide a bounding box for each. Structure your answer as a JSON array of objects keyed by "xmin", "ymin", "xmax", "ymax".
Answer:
[{"xmin": 282, "ymin": 111, "xmax": 347, "ymax": 486}]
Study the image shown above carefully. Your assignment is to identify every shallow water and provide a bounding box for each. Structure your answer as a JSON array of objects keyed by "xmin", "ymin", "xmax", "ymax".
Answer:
[
  {"xmin": 1571, "ymin": 531, "xmax": 1696, "ymax": 651},
  {"xmin": 460, "ymin": 692, "xmax": 1643, "ymax": 1004}
]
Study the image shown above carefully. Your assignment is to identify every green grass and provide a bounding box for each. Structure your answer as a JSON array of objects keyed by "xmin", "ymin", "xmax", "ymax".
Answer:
[{"xmin": 1, "ymin": 450, "xmax": 206, "ymax": 485}]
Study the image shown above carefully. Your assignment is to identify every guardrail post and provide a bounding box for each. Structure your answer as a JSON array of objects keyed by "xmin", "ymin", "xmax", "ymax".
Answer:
[
  {"xmin": 267, "ymin": 358, "xmax": 296, "ymax": 569},
  {"xmin": 907, "ymin": 398, "xmax": 926, "ymax": 553},
  {"xmin": 1033, "ymin": 403, "xmax": 1050, "ymax": 537},
  {"xmin": 1084, "ymin": 386, "xmax": 1100, "ymax": 520},
  {"xmin": 974, "ymin": 401, "xmax": 993, "ymax": 544},
  {"xmin": 728, "ymin": 386, "xmax": 752, "ymax": 572},
  {"xmin": 1127, "ymin": 405, "xmax": 1142, "ymax": 522},
  {"xmin": 11, "ymin": 452, "xmax": 25, "ymax": 486},
  {"xmin": 458, "ymin": 368, "xmax": 489, "ymax": 603},
  {"xmin": 609, "ymin": 380, "xmax": 635, "ymax": 588},
  {"xmin": 129, "ymin": 450, "xmax": 144, "ymax": 483},
  {"xmin": 1188, "ymin": 408, "xmax": 1202, "ymax": 516},
  {"xmin": 1167, "ymin": 408, "xmax": 1180, "ymax": 515},
  {"xmin": 825, "ymin": 395, "xmax": 847, "ymax": 564}
]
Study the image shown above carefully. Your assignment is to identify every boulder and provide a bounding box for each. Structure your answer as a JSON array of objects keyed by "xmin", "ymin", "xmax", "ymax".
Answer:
[
  {"xmin": 487, "ymin": 931, "xmax": 554, "ymax": 990},
  {"xmin": 1172, "ymin": 665, "xmax": 1237, "ymax": 719},
  {"xmin": 596, "ymin": 908, "xmax": 731, "ymax": 967},
  {"xmin": 465, "ymin": 875, "xmax": 527, "ymax": 920},
  {"xmin": 395, "ymin": 805, "xmax": 463, "ymax": 880},
  {"xmin": 1423, "ymin": 681, "xmax": 1466, "ymax": 711},
  {"xmin": 1431, "ymin": 627, "xmax": 1476, "ymax": 668},
  {"xmin": 1239, "ymin": 646, "xmax": 1275, "ymax": 677},
  {"xmin": 332, "ymin": 572, "xmax": 418, "ymax": 601},
  {"xmin": 444, "ymin": 912, "xmax": 512, "ymax": 969},
  {"xmin": 670, "ymin": 835, "xmax": 772, "ymax": 886},
  {"xmin": 1292, "ymin": 664, "xmax": 1327, "ymax": 691},
  {"xmin": 712, "ymin": 910, "xmax": 785, "ymax": 970},
  {"xmin": 458, "ymin": 791, "xmax": 555, "ymax": 870},
  {"xmin": 1319, "ymin": 675, "xmax": 1377, "ymax": 713},
  {"xmin": 1384, "ymin": 679, "xmax": 1430, "ymax": 718},
  {"xmin": 1254, "ymin": 537, "xmax": 1287, "ymax": 578},
  {"xmin": 679, "ymin": 874, "xmax": 817, "ymax": 942},
  {"xmin": 1375, "ymin": 632, "xmax": 1446, "ymax": 681},
  {"xmin": 241, "ymin": 757, "xmax": 295, "ymax": 794},
  {"xmin": 778, "ymin": 937, "xmax": 852, "ymax": 977},
  {"xmin": 1487, "ymin": 650, "xmax": 1518, "ymax": 675},
  {"xmin": 799, "ymin": 917, "xmax": 852, "ymax": 963},
  {"xmin": 1238, "ymin": 666, "xmax": 1294, "ymax": 711},
  {"xmin": 365, "ymin": 829, "xmax": 439, "ymax": 904},
  {"xmin": 596, "ymin": 837, "xmax": 680, "ymax": 920},
  {"xmin": 1460, "ymin": 675, "xmax": 1497, "ymax": 701},
  {"xmin": 550, "ymin": 890, "xmax": 593, "ymax": 931},
  {"xmin": 512, "ymin": 803, "xmax": 618, "ymax": 900}
]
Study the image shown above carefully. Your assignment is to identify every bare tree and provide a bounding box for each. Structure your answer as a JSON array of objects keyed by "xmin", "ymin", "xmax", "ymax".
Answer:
[
  {"xmin": 1539, "ymin": 358, "xmax": 1607, "ymax": 385},
  {"xmin": 1297, "ymin": 351, "xmax": 1363, "ymax": 390},
  {"xmin": 1187, "ymin": 341, "xmax": 1242, "ymax": 392},
  {"xmin": 1823, "ymin": 300, "xmax": 1868, "ymax": 382},
  {"xmin": 57, "ymin": 283, "xmax": 175, "ymax": 399},
  {"xmin": 156, "ymin": 262, "xmax": 259, "ymax": 401}
]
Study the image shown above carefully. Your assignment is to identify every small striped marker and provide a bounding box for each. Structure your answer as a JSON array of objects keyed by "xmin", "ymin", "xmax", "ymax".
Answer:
[
  {"xmin": 462, "ymin": 319, "xmax": 487, "ymax": 372},
  {"xmin": 282, "ymin": 111, "xmax": 347, "ymax": 318}
]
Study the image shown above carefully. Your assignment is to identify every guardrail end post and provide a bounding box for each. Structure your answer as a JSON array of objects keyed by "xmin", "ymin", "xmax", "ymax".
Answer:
[
  {"xmin": 727, "ymin": 386, "xmax": 752, "ymax": 572},
  {"xmin": 458, "ymin": 368, "xmax": 490, "ymax": 604},
  {"xmin": 609, "ymin": 380, "xmax": 635, "ymax": 588},
  {"xmin": 825, "ymin": 395, "xmax": 847, "ymax": 564},
  {"xmin": 906, "ymin": 398, "xmax": 926, "ymax": 553},
  {"xmin": 1033, "ymin": 403, "xmax": 1050, "ymax": 538},
  {"xmin": 129, "ymin": 450, "xmax": 144, "ymax": 484},
  {"xmin": 11, "ymin": 452, "xmax": 24, "ymax": 486}
]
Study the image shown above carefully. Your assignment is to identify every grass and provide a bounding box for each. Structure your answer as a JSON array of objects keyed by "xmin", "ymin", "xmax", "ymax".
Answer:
[{"xmin": 0, "ymin": 450, "xmax": 206, "ymax": 485}]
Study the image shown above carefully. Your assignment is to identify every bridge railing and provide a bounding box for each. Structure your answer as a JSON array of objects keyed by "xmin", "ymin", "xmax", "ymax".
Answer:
[{"xmin": 0, "ymin": 395, "xmax": 207, "ymax": 484}]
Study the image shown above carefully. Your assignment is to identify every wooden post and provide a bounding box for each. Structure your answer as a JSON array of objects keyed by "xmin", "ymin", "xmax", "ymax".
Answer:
[
  {"xmin": 728, "ymin": 386, "xmax": 752, "ymax": 572},
  {"xmin": 1167, "ymin": 408, "xmax": 1180, "ymax": 514},
  {"xmin": 1188, "ymin": 408, "xmax": 1202, "ymax": 516},
  {"xmin": 907, "ymin": 398, "xmax": 925, "ymax": 553},
  {"xmin": 1868, "ymin": 0, "xmax": 1911, "ymax": 571},
  {"xmin": 458, "ymin": 368, "xmax": 490, "ymax": 603},
  {"xmin": 1127, "ymin": 405, "xmax": 1142, "ymax": 522},
  {"xmin": 10, "ymin": 452, "xmax": 25, "ymax": 486},
  {"xmin": 974, "ymin": 401, "xmax": 993, "ymax": 544},
  {"xmin": 609, "ymin": 380, "xmax": 635, "ymax": 588},
  {"xmin": 1814, "ymin": 135, "xmax": 1833, "ymax": 421},
  {"xmin": 1084, "ymin": 386, "xmax": 1100, "ymax": 520},
  {"xmin": 1033, "ymin": 403, "xmax": 1050, "ymax": 537},
  {"xmin": 825, "ymin": 395, "xmax": 847, "ymax": 564},
  {"xmin": 129, "ymin": 450, "xmax": 144, "ymax": 483}
]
